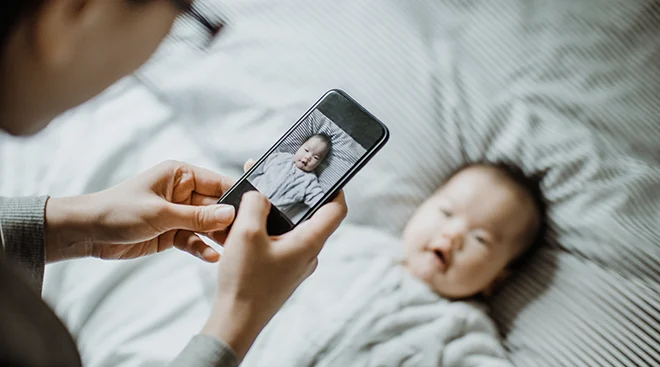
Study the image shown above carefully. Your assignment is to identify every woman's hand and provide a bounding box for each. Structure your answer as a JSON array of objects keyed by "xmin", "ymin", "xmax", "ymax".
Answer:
[
  {"xmin": 201, "ymin": 165, "xmax": 348, "ymax": 361},
  {"xmin": 45, "ymin": 160, "xmax": 236, "ymax": 263}
]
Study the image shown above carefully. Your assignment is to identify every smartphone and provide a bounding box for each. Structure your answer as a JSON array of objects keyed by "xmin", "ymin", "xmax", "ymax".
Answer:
[{"xmin": 217, "ymin": 89, "xmax": 389, "ymax": 236}]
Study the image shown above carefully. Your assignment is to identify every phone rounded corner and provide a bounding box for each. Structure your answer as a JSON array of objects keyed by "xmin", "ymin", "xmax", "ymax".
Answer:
[
  {"xmin": 327, "ymin": 88, "xmax": 346, "ymax": 96},
  {"xmin": 379, "ymin": 123, "xmax": 391, "ymax": 143}
]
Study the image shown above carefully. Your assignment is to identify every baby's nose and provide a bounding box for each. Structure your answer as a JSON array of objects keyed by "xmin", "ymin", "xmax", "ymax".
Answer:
[{"xmin": 439, "ymin": 232, "xmax": 464, "ymax": 251}]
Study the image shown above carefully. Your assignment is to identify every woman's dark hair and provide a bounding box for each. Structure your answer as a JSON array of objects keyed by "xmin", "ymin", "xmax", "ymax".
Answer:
[
  {"xmin": 0, "ymin": 1, "xmax": 43, "ymax": 54},
  {"xmin": 0, "ymin": 0, "xmax": 151, "ymax": 56}
]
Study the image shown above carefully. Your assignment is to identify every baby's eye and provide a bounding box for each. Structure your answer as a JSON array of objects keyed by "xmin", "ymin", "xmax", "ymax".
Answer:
[
  {"xmin": 313, "ymin": 156, "xmax": 319, "ymax": 160},
  {"xmin": 439, "ymin": 209, "xmax": 452, "ymax": 218},
  {"xmin": 474, "ymin": 235, "xmax": 488, "ymax": 245}
]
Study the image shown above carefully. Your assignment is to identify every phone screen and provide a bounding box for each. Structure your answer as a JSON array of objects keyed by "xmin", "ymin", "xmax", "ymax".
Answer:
[{"xmin": 219, "ymin": 90, "xmax": 388, "ymax": 235}]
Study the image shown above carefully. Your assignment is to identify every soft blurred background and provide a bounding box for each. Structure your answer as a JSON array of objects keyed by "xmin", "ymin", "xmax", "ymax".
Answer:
[{"xmin": 1, "ymin": 0, "xmax": 658, "ymax": 366}]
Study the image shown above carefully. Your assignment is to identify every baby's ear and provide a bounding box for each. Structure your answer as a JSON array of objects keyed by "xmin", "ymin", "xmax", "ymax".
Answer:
[{"xmin": 482, "ymin": 268, "xmax": 512, "ymax": 297}]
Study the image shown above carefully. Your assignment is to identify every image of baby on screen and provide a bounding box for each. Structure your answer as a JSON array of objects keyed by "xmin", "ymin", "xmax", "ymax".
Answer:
[{"xmin": 249, "ymin": 133, "xmax": 332, "ymax": 219}]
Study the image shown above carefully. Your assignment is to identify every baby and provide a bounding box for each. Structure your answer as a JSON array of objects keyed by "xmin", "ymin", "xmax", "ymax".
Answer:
[
  {"xmin": 403, "ymin": 162, "xmax": 544, "ymax": 299},
  {"xmin": 241, "ymin": 162, "xmax": 545, "ymax": 367},
  {"xmin": 249, "ymin": 134, "xmax": 332, "ymax": 219}
]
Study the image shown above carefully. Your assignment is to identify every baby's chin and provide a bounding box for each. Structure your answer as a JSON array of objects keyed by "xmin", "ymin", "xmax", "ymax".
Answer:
[
  {"xmin": 404, "ymin": 257, "xmax": 476, "ymax": 299},
  {"xmin": 404, "ymin": 257, "xmax": 440, "ymax": 286}
]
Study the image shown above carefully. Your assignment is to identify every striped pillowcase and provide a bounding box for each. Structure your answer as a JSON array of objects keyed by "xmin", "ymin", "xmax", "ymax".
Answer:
[{"xmin": 276, "ymin": 109, "xmax": 366, "ymax": 193}]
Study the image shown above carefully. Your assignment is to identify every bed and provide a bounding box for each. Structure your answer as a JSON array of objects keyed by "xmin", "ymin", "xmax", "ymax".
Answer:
[{"xmin": 0, "ymin": 0, "xmax": 658, "ymax": 366}]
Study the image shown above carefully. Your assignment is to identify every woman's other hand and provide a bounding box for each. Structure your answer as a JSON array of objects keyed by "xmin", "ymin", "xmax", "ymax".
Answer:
[
  {"xmin": 44, "ymin": 160, "xmax": 235, "ymax": 263},
  {"xmin": 202, "ymin": 189, "xmax": 347, "ymax": 361}
]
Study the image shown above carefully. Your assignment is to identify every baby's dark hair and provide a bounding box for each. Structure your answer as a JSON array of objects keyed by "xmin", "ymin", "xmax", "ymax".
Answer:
[
  {"xmin": 1, "ymin": 2, "xmax": 40, "ymax": 53},
  {"xmin": 308, "ymin": 133, "xmax": 333, "ymax": 154},
  {"xmin": 447, "ymin": 161, "xmax": 547, "ymax": 266}
]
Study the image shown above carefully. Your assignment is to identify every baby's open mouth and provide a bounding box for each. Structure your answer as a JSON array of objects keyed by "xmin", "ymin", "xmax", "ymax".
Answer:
[{"xmin": 434, "ymin": 250, "xmax": 446, "ymax": 265}]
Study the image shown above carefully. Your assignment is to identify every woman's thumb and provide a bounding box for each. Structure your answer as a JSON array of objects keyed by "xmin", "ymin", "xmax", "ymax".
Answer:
[{"xmin": 164, "ymin": 203, "xmax": 236, "ymax": 232}]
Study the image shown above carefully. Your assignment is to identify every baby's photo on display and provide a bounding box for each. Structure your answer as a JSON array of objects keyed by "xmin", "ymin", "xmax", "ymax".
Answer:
[{"xmin": 248, "ymin": 109, "xmax": 367, "ymax": 223}]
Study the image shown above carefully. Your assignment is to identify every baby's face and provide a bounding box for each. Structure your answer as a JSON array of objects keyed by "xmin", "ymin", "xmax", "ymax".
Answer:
[
  {"xmin": 403, "ymin": 166, "xmax": 539, "ymax": 299},
  {"xmin": 294, "ymin": 136, "xmax": 329, "ymax": 172}
]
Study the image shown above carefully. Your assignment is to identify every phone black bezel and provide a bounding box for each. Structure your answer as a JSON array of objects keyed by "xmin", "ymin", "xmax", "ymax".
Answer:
[{"xmin": 217, "ymin": 89, "xmax": 390, "ymax": 235}]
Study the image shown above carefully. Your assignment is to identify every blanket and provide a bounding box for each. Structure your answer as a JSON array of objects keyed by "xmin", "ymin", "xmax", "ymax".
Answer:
[
  {"xmin": 240, "ymin": 225, "xmax": 513, "ymax": 367},
  {"xmin": 250, "ymin": 152, "xmax": 324, "ymax": 219}
]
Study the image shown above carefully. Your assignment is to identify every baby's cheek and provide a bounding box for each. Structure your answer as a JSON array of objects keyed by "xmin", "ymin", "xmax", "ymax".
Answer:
[
  {"xmin": 431, "ymin": 271, "xmax": 476, "ymax": 299},
  {"xmin": 453, "ymin": 254, "xmax": 496, "ymax": 288}
]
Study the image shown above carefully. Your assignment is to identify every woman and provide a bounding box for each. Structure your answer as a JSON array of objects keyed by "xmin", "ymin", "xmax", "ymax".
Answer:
[{"xmin": 0, "ymin": 0, "xmax": 347, "ymax": 366}]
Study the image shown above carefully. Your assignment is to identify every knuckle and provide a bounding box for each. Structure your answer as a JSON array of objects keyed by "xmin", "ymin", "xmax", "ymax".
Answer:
[
  {"xmin": 194, "ymin": 207, "xmax": 209, "ymax": 229},
  {"xmin": 309, "ymin": 257, "xmax": 319, "ymax": 271},
  {"xmin": 164, "ymin": 160, "xmax": 189, "ymax": 177},
  {"xmin": 156, "ymin": 203, "xmax": 170, "ymax": 218},
  {"xmin": 215, "ymin": 177, "xmax": 232, "ymax": 197},
  {"xmin": 241, "ymin": 191, "xmax": 270, "ymax": 212},
  {"xmin": 303, "ymin": 258, "xmax": 319, "ymax": 279},
  {"xmin": 149, "ymin": 202, "xmax": 172, "ymax": 231},
  {"xmin": 311, "ymin": 239, "xmax": 327, "ymax": 256},
  {"xmin": 242, "ymin": 190, "xmax": 257, "ymax": 198},
  {"xmin": 339, "ymin": 203, "xmax": 348, "ymax": 217},
  {"xmin": 239, "ymin": 224, "xmax": 262, "ymax": 241},
  {"xmin": 242, "ymin": 190, "xmax": 263, "ymax": 203},
  {"xmin": 234, "ymin": 216, "xmax": 262, "ymax": 239},
  {"xmin": 173, "ymin": 163, "xmax": 189, "ymax": 178},
  {"xmin": 302, "ymin": 232, "xmax": 324, "ymax": 249},
  {"xmin": 293, "ymin": 238, "xmax": 323, "ymax": 260},
  {"xmin": 160, "ymin": 160, "xmax": 180, "ymax": 170}
]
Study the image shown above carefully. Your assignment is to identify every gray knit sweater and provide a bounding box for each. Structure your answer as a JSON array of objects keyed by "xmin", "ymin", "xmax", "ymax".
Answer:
[{"xmin": 0, "ymin": 196, "xmax": 237, "ymax": 367}]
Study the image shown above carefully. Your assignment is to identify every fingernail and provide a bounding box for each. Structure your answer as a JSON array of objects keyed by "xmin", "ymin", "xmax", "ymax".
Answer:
[
  {"xmin": 214, "ymin": 205, "xmax": 235, "ymax": 221},
  {"xmin": 195, "ymin": 250, "xmax": 215, "ymax": 263}
]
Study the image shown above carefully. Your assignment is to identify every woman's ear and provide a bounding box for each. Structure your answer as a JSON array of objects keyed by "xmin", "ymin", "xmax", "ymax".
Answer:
[{"xmin": 482, "ymin": 267, "xmax": 512, "ymax": 297}]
